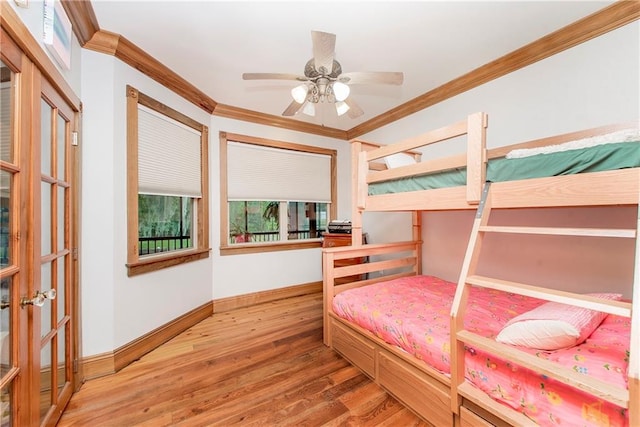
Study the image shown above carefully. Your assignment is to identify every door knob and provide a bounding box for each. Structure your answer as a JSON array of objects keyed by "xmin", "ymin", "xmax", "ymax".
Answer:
[{"xmin": 20, "ymin": 289, "xmax": 56, "ymax": 308}]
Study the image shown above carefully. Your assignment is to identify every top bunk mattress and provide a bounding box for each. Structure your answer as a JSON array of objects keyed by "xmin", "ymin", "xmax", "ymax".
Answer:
[
  {"xmin": 332, "ymin": 275, "xmax": 631, "ymax": 426},
  {"xmin": 369, "ymin": 140, "xmax": 640, "ymax": 196}
]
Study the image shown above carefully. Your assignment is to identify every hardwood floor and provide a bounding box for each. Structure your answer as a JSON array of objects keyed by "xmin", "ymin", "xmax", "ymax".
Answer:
[{"xmin": 58, "ymin": 292, "xmax": 430, "ymax": 426}]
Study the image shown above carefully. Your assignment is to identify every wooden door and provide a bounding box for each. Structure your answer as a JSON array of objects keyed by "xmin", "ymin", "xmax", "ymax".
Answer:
[
  {"xmin": 1, "ymin": 29, "xmax": 78, "ymax": 427},
  {"xmin": 35, "ymin": 71, "xmax": 77, "ymax": 427}
]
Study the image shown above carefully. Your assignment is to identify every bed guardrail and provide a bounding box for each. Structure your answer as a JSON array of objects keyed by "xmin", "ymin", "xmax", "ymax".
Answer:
[
  {"xmin": 322, "ymin": 240, "xmax": 421, "ymax": 346},
  {"xmin": 352, "ymin": 111, "xmax": 488, "ymax": 210}
]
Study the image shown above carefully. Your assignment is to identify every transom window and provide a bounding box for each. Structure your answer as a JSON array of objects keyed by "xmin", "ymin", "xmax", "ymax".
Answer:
[{"xmin": 220, "ymin": 132, "xmax": 337, "ymax": 255}]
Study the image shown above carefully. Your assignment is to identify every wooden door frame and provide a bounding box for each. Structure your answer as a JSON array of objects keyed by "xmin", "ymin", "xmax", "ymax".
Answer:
[
  {"xmin": 71, "ymin": 108, "xmax": 82, "ymax": 392},
  {"xmin": 1, "ymin": 5, "xmax": 83, "ymax": 426}
]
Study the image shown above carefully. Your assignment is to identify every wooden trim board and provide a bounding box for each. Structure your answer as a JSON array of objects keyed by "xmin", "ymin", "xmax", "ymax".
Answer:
[
  {"xmin": 79, "ymin": 283, "xmax": 320, "ymax": 378},
  {"xmin": 213, "ymin": 281, "xmax": 322, "ymax": 313}
]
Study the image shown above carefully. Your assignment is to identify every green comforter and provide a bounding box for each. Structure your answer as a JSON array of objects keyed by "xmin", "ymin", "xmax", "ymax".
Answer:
[{"xmin": 368, "ymin": 141, "xmax": 640, "ymax": 195}]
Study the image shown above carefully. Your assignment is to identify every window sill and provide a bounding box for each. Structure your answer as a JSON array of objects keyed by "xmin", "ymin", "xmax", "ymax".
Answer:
[
  {"xmin": 127, "ymin": 248, "xmax": 211, "ymax": 276},
  {"xmin": 220, "ymin": 240, "xmax": 322, "ymax": 256}
]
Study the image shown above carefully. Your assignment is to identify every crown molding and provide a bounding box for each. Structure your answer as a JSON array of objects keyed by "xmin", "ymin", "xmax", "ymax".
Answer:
[
  {"xmin": 61, "ymin": 0, "xmax": 100, "ymax": 47},
  {"xmin": 347, "ymin": 1, "xmax": 640, "ymax": 139},
  {"xmin": 65, "ymin": 1, "xmax": 640, "ymax": 140},
  {"xmin": 84, "ymin": 30, "xmax": 218, "ymax": 113},
  {"xmin": 82, "ymin": 29, "xmax": 347, "ymax": 138},
  {"xmin": 84, "ymin": 29, "xmax": 118, "ymax": 55},
  {"xmin": 84, "ymin": 29, "xmax": 346, "ymax": 139},
  {"xmin": 213, "ymin": 104, "xmax": 348, "ymax": 139}
]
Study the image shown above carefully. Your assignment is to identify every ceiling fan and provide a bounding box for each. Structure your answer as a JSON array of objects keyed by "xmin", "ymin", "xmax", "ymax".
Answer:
[{"xmin": 242, "ymin": 31, "xmax": 404, "ymax": 119}]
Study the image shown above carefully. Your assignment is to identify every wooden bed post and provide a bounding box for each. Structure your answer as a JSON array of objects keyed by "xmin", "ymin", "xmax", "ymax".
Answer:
[
  {"xmin": 412, "ymin": 211, "xmax": 422, "ymax": 275},
  {"xmin": 322, "ymin": 249, "xmax": 335, "ymax": 347},
  {"xmin": 466, "ymin": 112, "xmax": 488, "ymax": 204},
  {"xmin": 351, "ymin": 140, "xmax": 365, "ymax": 246}
]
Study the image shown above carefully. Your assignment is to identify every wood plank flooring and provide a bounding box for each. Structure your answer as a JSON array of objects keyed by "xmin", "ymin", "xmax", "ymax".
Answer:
[{"xmin": 58, "ymin": 292, "xmax": 430, "ymax": 426}]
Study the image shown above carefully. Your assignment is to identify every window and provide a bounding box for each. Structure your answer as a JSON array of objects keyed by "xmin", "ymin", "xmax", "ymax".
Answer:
[
  {"xmin": 126, "ymin": 86, "xmax": 209, "ymax": 275},
  {"xmin": 220, "ymin": 132, "xmax": 337, "ymax": 255},
  {"xmin": 228, "ymin": 201, "xmax": 328, "ymax": 243}
]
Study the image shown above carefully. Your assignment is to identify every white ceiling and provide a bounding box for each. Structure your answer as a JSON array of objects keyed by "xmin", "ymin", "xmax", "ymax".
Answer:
[{"xmin": 90, "ymin": 1, "xmax": 613, "ymax": 131}]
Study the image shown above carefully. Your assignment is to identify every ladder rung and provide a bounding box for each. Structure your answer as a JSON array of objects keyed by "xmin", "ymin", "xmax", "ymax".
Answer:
[
  {"xmin": 466, "ymin": 275, "xmax": 632, "ymax": 317},
  {"xmin": 457, "ymin": 330, "xmax": 629, "ymax": 408},
  {"xmin": 479, "ymin": 225, "xmax": 636, "ymax": 238}
]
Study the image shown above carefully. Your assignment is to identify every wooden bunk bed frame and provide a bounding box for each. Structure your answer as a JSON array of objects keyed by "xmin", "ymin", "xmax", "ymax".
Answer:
[{"xmin": 322, "ymin": 113, "xmax": 639, "ymax": 426}]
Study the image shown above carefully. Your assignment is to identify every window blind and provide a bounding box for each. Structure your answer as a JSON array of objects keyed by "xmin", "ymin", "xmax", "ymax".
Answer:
[
  {"xmin": 138, "ymin": 105, "xmax": 202, "ymax": 198},
  {"xmin": 227, "ymin": 141, "xmax": 331, "ymax": 202}
]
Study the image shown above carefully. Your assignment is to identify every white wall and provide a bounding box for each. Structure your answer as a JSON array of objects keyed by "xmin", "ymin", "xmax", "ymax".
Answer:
[
  {"xmin": 361, "ymin": 22, "xmax": 639, "ymax": 298},
  {"xmin": 79, "ymin": 52, "xmax": 349, "ymax": 355},
  {"xmin": 207, "ymin": 117, "xmax": 352, "ymax": 299},
  {"xmin": 422, "ymin": 207, "xmax": 636, "ymax": 297},
  {"xmin": 363, "ymin": 22, "xmax": 639, "ymax": 150},
  {"xmin": 80, "ymin": 50, "xmax": 215, "ymax": 352},
  {"xmin": 79, "ymin": 51, "xmax": 116, "ymax": 355}
]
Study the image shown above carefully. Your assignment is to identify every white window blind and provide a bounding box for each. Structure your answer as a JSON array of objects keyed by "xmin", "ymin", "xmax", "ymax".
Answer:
[
  {"xmin": 227, "ymin": 141, "xmax": 331, "ymax": 202},
  {"xmin": 138, "ymin": 105, "xmax": 202, "ymax": 198}
]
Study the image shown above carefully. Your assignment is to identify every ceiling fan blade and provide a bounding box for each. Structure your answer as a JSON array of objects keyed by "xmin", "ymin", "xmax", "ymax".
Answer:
[
  {"xmin": 282, "ymin": 99, "xmax": 305, "ymax": 116},
  {"xmin": 338, "ymin": 71, "xmax": 404, "ymax": 85},
  {"xmin": 311, "ymin": 31, "xmax": 336, "ymax": 74},
  {"xmin": 243, "ymin": 73, "xmax": 307, "ymax": 81},
  {"xmin": 345, "ymin": 98, "xmax": 364, "ymax": 119}
]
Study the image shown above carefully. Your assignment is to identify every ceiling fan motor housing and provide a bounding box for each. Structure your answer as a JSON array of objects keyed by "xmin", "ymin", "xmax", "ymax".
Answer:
[{"xmin": 304, "ymin": 59, "xmax": 342, "ymax": 80}]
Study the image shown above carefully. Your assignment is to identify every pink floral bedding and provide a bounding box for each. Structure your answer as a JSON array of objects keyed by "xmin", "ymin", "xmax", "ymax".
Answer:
[{"xmin": 332, "ymin": 275, "xmax": 630, "ymax": 426}]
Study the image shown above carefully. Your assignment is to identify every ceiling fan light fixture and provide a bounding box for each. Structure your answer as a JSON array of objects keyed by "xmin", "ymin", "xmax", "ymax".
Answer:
[
  {"xmin": 244, "ymin": 31, "xmax": 404, "ymax": 120},
  {"xmin": 302, "ymin": 102, "xmax": 316, "ymax": 117},
  {"xmin": 332, "ymin": 81, "xmax": 350, "ymax": 102},
  {"xmin": 291, "ymin": 84, "xmax": 308, "ymax": 104},
  {"xmin": 335, "ymin": 101, "xmax": 350, "ymax": 116}
]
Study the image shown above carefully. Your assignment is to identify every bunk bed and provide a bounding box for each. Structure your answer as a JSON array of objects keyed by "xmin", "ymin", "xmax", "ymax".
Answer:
[{"xmin": 322, "ymin": 113, "xmax": 639, "ymax": 426}]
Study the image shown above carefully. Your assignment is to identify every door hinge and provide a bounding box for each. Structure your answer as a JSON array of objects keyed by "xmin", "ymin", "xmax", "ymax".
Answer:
[
  {"xmin": 73, "ymin": 358, "xmax": 78, "ymax": 373},
  {"xmin": 72, "ymin": 131, "xmax": 78, "ymax": 146},
  {"xmin": 72, "ymin": 247, "xmax": 78, "ymax": 260}
]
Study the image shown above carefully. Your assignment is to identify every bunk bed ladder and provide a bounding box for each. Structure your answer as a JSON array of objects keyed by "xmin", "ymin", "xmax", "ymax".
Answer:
[{"xmin": 450, "ymin": 181, "xmax": 639, "ymax": 425}]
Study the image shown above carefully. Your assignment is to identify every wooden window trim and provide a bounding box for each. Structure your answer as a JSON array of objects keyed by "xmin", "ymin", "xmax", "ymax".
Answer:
[
  {"xmin": 219, "ymin": 131, "xmax": 337, "ymax": 256},
  {"xmin": 126, "ymin": 85, "xmax": 210, "ymax": 275}
]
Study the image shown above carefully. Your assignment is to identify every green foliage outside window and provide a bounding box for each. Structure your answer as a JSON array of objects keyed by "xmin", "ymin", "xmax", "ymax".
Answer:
[
  {"xmin": 229, "ymin": 201, "xmax": 279, "ymax": 243},
  {"xmin": 138, "ymin": 194, "xmax": 192, "ymax": 254},
  {"xmin": 228, "ymin": 201, "xmax": 327, "ymax": 244}
]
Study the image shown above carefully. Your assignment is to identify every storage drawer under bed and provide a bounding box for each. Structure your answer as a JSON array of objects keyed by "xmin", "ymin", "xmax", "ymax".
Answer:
[
  {"xmin": 379, "ymin": 351, "xmax": 453, "ymax": 427},
  {"xmin": 460, "ymin": 406, "xmax": 495, "ymax": 427},
  {"xmin": 331, "ymin": 318, "xmax": 376, "ymax": 378},
  {"xmin": 330, "ymin": 318, "xmax": 453, "ymax": 426}
]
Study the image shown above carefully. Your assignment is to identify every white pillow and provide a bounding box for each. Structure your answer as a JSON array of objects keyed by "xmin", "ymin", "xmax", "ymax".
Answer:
[
  {"xmin": 496, "ymin": 319, "xmax": 579, "ymax": 350},
  {"xmin": 384, "ymin": 153, "xmax": 417, "ymax": 169},
  {"xmin": 495, "ymin": 293, "xmax": 622, "ymax": 350}
]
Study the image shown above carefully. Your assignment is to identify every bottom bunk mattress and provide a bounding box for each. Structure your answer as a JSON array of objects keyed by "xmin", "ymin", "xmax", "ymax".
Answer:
[{"xmin": 332, "ymin": 275, "xmax": 630, "ymax": 426}]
